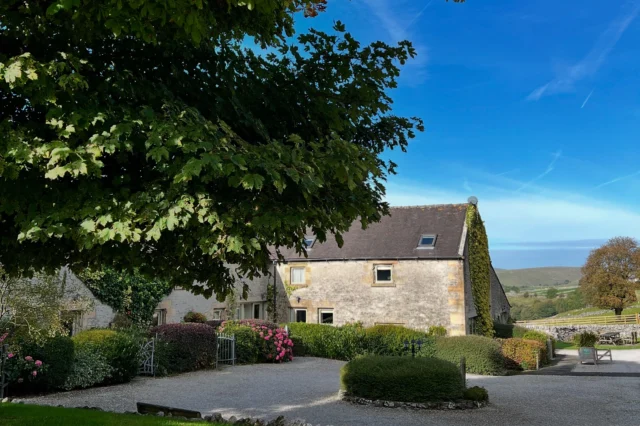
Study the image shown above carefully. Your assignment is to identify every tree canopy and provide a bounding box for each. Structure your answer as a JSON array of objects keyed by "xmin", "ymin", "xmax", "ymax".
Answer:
[
  {"xmin": 0, "ymin": 1, "xmax": 444, "ymax": 297},
  {"xmin": 580, "ymin": 237, "xmax": 640, "ymax": 315}
]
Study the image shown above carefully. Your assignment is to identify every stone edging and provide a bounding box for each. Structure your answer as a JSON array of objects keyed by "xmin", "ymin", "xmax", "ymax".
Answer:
[{"xmin": 338, "ymin": 390, "xmax": 488, "ymax": 410}]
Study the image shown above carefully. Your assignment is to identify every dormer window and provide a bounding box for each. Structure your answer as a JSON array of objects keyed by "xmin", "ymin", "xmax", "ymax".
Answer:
[
  {"xmin": 417, "ymin": 234, "xmax": 436, "ymax": 249},
  {"xmin": 303, "ymin": 235, "xmax": 316, "ymax": 249}
]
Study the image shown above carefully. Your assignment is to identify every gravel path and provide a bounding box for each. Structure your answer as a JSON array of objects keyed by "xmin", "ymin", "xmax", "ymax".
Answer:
[{"xmin": 21, "ymin": 357, "xmax": 640, "ymax": 426}]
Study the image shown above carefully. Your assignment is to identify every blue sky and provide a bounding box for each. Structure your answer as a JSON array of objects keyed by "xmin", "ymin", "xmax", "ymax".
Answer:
[{"xmin": 290, "ymin": 0, "xmax": 640, "ymax": 269}]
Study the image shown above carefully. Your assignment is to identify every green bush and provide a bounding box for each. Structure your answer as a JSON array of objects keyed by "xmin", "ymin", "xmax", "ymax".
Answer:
[
  {"xmin": 183, "ymin": 311, "xmax": 207, "ymax": 323},
  {"xmin": 573, "ymin": 331, "xmax": 598, "ymax": 347},
  {"xmin": 363, "ymin": 325, "xmax": 434, "ymax": 357},
  {"xmin": 290, "ymin": 336, "xmax": 306, "ymax": 357},
  {"xmin": 220, "ymin": 324, "xmax": 260, "ymax": 364},
  {"xmin": 72, "ymin": 329, "xmax": 140, "ymax": 384},
  {"xmin": 434, "ymin": 336, "xmax": 505, "ymax": 375},
  {"xmin": 428, "ymin": 325, "xmax": 447, "ymax": 337},
  {"xmin": 500, "ymin": 338, "xmax": 545, "ymax": 370},
  {"xmin": 151, "ymin": 323, "xmax": 217, "ymax": 373},
  {"xmin": 61, "ymin": 342, "xmax": 113, "ymax": 390},
  {"xmin": 18, "ymin": 335, "xmax": 74, "ymax": 391},
  {"xmin": 341, "ymin": 356, "xmax": 464, "ymax": 402},
  {"xmin": 463, "ymin": 386, "xmax": 489, "ymax": 402},
  {"xmin": 493, "ymin": 323, "xmax": 530, "ymax": 338},
  {"xmin": 288, "ymin": 323, "xmax": 365, "ymax": 360},
  {"xmin": 522, "ymin": 330, "xmax": 554, "ymax": 360}
]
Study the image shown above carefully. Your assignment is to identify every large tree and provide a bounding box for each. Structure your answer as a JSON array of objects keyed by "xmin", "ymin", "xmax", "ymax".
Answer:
[
  {"xmin": 0, "ymin": 1, "xmax": 471, "ymax": 297},
  {"xmin": 580, "ymin": 237, "xmax": 640, "ymax": 315}
]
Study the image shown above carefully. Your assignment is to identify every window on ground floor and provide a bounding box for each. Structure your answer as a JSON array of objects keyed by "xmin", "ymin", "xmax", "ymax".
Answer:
[
  {"xmin": 292, "ymin": 308, "xmax": 307, "ymax": 323},
  {"xmin": 318, "ymin": 308, "xmax": 334, "ymax": 325},
  {"xmin": 374, "ymin": 264, "xmax": 393, "ymax": 285},
  {"xmin": 151, "ymin": 309, "xmax": 167, "ymax": 327},
  {"xmin": 253, "ymin": 303, "xmax": 262, "ymax": 319},
  {"xmin": 212, "ymin": 309, "xmax": 223, "ymax": 320},
  {"xmin": 61, "ymin": 310, "xmax": 82, "ymax": 336}
]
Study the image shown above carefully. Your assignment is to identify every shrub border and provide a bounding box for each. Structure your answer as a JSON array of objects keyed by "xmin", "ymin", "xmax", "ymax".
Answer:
[{"xmin": 338, "ymin": 390, "xmax": 488, "ymax": 410}]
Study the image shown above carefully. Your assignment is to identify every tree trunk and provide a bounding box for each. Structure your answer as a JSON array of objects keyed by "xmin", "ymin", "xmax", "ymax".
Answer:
[{"xmin": 614, "ymin": 307, "xmax": 623, "ymax": 316}]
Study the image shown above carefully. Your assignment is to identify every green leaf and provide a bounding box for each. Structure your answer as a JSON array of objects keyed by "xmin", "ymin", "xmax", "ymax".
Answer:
[{"xmin": 241, "ymin": 174, "xmax": 264, "ymax": 190}]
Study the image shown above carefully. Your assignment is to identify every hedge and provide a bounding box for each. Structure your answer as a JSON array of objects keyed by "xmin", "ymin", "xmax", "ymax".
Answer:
[
  {"xmin": 493, "ymin": 323, "xmax": 530, "ymax": 339},
  {"xmin": 72, "ymin": 329, "xmax": 140, "ymax": 384},
  {"xmin": 434, "ymin": 336, "xmax": 505, "ymax": 375},
  {"xmin": 363, "ymin": 325, "xmax": 434, "ymax": 357},
  {"xmin": 341, "ymin": 356, "xmax": 465, "ymax": 402},
  {"xmin": 521, "ymin": 330, "xmax": 553, "ymax": 361},
  {"xmin": 151, "ymin": 323, "xmax": 217, "ymax": 373},
  {"xmin": 220, "ymin": 320, "xmax": 293, "ymax": 363},
  {"xmin": 501, "ymin": 338, "xmax": 545, "ymax": 370},
  {"xmin": 183, "ymin": 311, "xmax": 207, "ymax": 323},
  {"xmin": 219, "ymin": 324, "xmax": 260, "ymax": 364},
  {"xmin": 61, "ymin": 342, "xmax": 113, "ymax": 390},
  {"xmin": 287, "ymin": 323, "xmax": 365, "ymax": 360}
]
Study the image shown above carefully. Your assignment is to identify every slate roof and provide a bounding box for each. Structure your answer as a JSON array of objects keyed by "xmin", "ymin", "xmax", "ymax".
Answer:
[{"xmin": 276, "ymin": 204, "xmax": 469, "ymax": 261}]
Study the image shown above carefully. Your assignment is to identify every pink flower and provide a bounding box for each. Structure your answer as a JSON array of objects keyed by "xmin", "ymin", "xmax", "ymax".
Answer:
[
  {"xmin": 7, "ymin": 353, "xmax": 14, "ymax": 359},
  {"xmin": 0, "ymin": 333, "xmax": 8, "ymax": 343},
  {"xmin": 35, "ymin": 360, "xmax": 43, "ymax": 367},
  {"xmin": 264, "ymin": 336, "xmax": 269, "ymax": 340},
  {"xmin": 32, "ymin": 371, "xmax": 38, "ymax": 377},
  {"xmin": 24, "ymin": 356, "xmax": 33, "ymax": 362}
]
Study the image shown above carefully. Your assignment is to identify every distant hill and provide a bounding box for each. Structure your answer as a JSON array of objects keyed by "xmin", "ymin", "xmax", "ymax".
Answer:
[{"xmin": 495, "ymin": 267, "xmax": 582, "ymax": 288}]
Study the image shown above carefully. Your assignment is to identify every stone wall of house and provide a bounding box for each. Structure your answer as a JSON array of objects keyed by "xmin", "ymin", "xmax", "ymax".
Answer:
[
  {"xmin": 490, "ymin": 266, "xmax": 510, "ymax": 323},
  {"xmin": 63, "ymin": 269, "xmax": 115, "ymax": 331},
  {"xmin": 157, "ymin": 271, "xmax": 271, "ymax": 323},
  {"xmin": 522, "ymin": 323, "xmax": 640, "ymax": 341},
  {"xmin": 276, "ymin": 259, "xmax": 467, "ymax": 335}
]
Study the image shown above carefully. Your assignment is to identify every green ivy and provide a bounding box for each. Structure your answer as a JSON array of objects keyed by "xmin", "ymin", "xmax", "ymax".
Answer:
[
  {"xmin": 465, "ymin": 205, "xmax": 494, "ymax": 337},
  {"xmin": 77, "ymin": 268, "xmax": 172, "ymax": 325}
]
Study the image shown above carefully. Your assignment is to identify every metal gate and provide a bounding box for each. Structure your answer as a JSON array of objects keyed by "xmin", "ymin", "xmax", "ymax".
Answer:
[
  {"xmin": 139, "ymin": 335, "xmax": 156, "ymax": 376},
  {"xmin": 216, "ymin": 333, "xmax": 236, "ymax": 367}
]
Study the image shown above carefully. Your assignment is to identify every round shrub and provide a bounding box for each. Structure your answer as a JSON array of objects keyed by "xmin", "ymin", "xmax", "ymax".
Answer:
[
  {"xmin": 434, "ymin": 336, "xmax": 505, "ymax": 375},
  {"xmin": 183, "ymin": 311, "xmax": 207, "ymax": 323},
  {"xmin": 72, "ymin": 329, "xmax": 140, "ymax": 384},
  {"xmin": 500, "ymin": 338, "xmax": 545, "ymax": 370},
  {"xmin": 363, "ymin": 325, "xmax": 434, "ymax": 357},
  {"xmin": 61, "ymin": 342, "xmax": 113, "ymax": 390},
  {"xmin": 341, "ymin": 356, "xmax": 464, "ymax": 402},
  {"xmin": 151, "ymin": 323, "xmax": 217, "ymax": 373}
]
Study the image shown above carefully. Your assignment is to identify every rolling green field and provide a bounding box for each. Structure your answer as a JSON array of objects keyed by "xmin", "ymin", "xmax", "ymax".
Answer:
[{"xmin": 496, "ymin": 267, "xmax": 582, "ymax": 288}]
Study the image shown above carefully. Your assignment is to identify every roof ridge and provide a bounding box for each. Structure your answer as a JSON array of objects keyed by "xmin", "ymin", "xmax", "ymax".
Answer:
[{"xmin": 389, "ymin": 203, "xmax": 469, "ymax": 210}]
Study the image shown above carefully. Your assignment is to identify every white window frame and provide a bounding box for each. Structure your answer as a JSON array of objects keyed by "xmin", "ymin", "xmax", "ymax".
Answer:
[
  {"xmin": 290, "ymin": 267, "xmax": 306, "ymax": 285},
  {"xmin": 292, "ymin": 308, "xmax": 307, "ymax": 323},
  {"xmin": 374, "ymin": 264, "xmax": 393, "ymax": 284},
  {"xmin": 211, "ymin": 309, "xmax": 223, "ymax": 320},
  {"xmin": 152, "ymin": 309, "xmax": 167, "ymax": 326},
  {"xmin": 252, "ymin": 303, "xmax": 262, "ymax": 319},
  {"xmin": 417, "ymin": 234, "xmax": 437, "ymax": 249},
  {"xmin": 318, "ymin": 308, "xmax": 334, "ymax": 325}
]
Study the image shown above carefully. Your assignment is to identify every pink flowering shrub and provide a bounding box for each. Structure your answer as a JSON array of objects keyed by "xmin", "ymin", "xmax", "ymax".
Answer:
[
  {"xmin": 220, "ymin": 320, "xmax": 294, "ymax": 363},
  {"xmin": 4, "ymin": 349, "xmax": 45, "ymax": 386}
]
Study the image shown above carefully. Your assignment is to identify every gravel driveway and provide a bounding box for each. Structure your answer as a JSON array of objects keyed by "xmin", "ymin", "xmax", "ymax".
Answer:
[{"xmin": 22, "ymin": 357, "xmax": 640, "ymax": 426}]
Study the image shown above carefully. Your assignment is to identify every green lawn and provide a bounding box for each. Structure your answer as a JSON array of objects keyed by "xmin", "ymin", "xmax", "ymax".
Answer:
[
  {"xmin": 0, "ymin": 404, "xmax": 225, "ymax": 425},
  {"xmin": 553, "ymin": 305, "xmax": 640, "ymax": 318},
  {"xmin": 555, "ymin": 341, "xmax": 640, "ymax": 350}
]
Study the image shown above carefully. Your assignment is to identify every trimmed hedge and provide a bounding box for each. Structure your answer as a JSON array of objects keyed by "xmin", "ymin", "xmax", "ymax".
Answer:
[
  {"xmin": 363, "ymin": 325, "xmax": 434, "ymax": 357},
  {"xmin": 501, "ymin": 338, "xmax": 545, "ymax": 370},
  {"xmin": 224, "ymin": 319, "xmax": 279, "ymax": 330},
  {"xmin": 522, "ymin": 330, "xmax": 553, "ymax": 361},
  {"xmin": 61, "ymin": 342, "xmax": 112, "ymax": 390},
  {"xmin": 151, "ymin": 323, "xmax": 217, "ymax": 373},
  {"xmin": 205, "ymin": 320, "xmax": 223, "ymax": 329},
  {"xmin": 493, "ymin": 323, "xmax": 530, "ymax": 339},
  {"xmin": 287, "ymin": 323, "xmax": 365, "ymax": 360},
  {"xmin": 341, "ymin": 356, "xmax": 464, "ymax": 402},
  {"xmin": 72, "ymin": 329, "xmax": 140, "ymax": 384},
  {"xmin": 219, "ymin": 324, "xmax": 260, "ymax": 364},
  {"xmin": 220, "ymin": 320, "xmax": 293, "ymax": 363},
  {"xmin": 434, "ymin": 336, "xmax": 505, "ymax": 375}
]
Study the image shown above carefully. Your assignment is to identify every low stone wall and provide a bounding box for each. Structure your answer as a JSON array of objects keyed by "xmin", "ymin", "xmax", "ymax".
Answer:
[
  {"xmin": 338, "ymin": 390, "xmax": 487, "ymax": 410},
  {"xmin": 522, "ymin": 324, "xmax": 640, "ymax": 341}
]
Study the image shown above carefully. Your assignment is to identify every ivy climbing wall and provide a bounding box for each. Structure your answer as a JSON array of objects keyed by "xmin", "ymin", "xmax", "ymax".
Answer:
[{"xmin": 465, "ymin": 204, "xmax": 494, "ymax": 337}]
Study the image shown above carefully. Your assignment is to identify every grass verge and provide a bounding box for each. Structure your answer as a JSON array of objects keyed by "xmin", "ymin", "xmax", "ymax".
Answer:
[
  {"xmin": 555, "ymin": 341, "xmax": 640, "ymax": 350},
  {"xmin": 0, "ymin": 403, "xmax": 225, "ymax": 426}
]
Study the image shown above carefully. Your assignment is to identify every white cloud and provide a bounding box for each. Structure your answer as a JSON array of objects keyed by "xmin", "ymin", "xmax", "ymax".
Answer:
[{"xmin": 527, "ymin": 3, "xmax": 640, "ymax": 100}]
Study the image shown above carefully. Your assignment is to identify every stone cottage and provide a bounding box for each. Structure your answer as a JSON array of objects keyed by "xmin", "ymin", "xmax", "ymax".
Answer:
[{"xmin": 155, "ymin": 201, "xmax": 510, "ymax": 336}]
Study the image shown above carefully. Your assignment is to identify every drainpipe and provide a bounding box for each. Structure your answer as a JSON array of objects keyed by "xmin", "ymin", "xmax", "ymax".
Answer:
[{"xmin": 272, "ymin": 260, "xmax": 277, "ymax": 323}]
